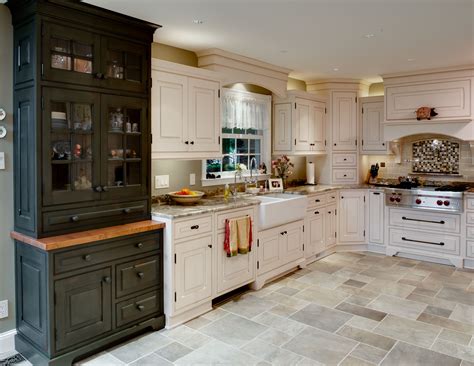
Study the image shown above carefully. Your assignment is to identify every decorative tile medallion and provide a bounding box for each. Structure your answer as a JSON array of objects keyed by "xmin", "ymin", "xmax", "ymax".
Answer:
[{"xmin": 412, "ymin": 139, "xmax": 460, "ymax": 174}]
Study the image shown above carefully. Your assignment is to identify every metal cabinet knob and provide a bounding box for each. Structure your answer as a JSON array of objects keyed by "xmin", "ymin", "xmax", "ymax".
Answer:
[
  {"xmin": 102, "ymin": 186, "xmax": 108, "ymax": 192},
  {"xmin": 94, "ymin": 186, "xmax": 103, "ymax": 192},
  {"xmin": 71, "ymin": 215, "xmax": 80, "ymax": 222},
  {"xmin": 94, "ymin": 72, "xmax": 104, "ymax": 79},
  {"xmin": 190, "ymin": 225, "xmax": 199, "ymax": 230},
  {"xmin": 314, "ymin": 211, "xmax": 320, "ymax": 214},
  {"xmin": 137, "ymin": 305, "xmax": 145, "ymax": 311},
  {"xmin": 137, "ymin": 272, "xmax": 144, "ymax": 279},
  {"xmin": 103, "ymin": 276, "xmax": 111, "ymax": 283},
  {"xmin": 83, "ymin": 254, "xmax": 92, "ymax": 262},
  {"xmin": 123, "ymin": 208, "xmax": 131, "ymax": 214},
  {"xmin": 136, "ymin": 242, "xmax": 144, "ymax": 249}
]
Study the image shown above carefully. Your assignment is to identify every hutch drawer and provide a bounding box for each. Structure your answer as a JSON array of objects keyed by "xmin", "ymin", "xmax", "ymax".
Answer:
[{"xmin": 115, "ymin": 255, "xmax": 161, "ymax": 298}]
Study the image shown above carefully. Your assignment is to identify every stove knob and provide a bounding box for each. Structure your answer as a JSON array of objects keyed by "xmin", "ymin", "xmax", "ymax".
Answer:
[
  {"xmin": 437, "ymin": 200, "xmax": 443, "ymax": 206},
  {"xmin": 416, "ymin": 199, "xmax": 422, "ymax": 204},
  {"xmin": 444, "ymin": 200, "xmax": 450, "ymax": 206},
  {"xmin": 395, "ymin": 197, "xmax": 401, "ymax": 203},
  {"xmin": 390, "ymin": 197, "xmax": 395, "ymax": 202}
]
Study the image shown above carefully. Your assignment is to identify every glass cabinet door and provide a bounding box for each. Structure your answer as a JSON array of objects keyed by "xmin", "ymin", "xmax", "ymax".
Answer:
[
  {"xmin": 101, "ymin": 95, "xmax": 148, "ymax": 200},
  {"xmin": 43, "ymin": 88, "xmax": 101, "ymax": 206},
  {"xmin": 42, "ymin": 22, "xmax": 101, "ymax": 87},
  {"xmin": 101, "ymin": 37, "xmax": 147, "ymax": 93}
]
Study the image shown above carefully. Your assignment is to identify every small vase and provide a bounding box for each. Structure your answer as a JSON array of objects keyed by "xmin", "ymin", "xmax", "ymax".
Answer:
[{"xmin": 281, "ymin": 177, "xmax": 287, "ymax": 190}]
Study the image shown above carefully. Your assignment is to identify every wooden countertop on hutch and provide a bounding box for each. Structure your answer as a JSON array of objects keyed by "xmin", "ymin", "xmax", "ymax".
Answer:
[{"xmin": 10, "ymin": 220, "xmax": 165, "ymax": 251}]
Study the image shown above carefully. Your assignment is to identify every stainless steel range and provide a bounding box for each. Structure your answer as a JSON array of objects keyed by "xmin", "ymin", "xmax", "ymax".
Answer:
[{"xmin": 384, "ymin": 185, "xmax": 467, "ymax": 213}]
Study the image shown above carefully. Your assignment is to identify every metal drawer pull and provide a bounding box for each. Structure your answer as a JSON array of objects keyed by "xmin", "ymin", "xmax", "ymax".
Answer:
[
  {"xmin": 71, "ymin": 215, "xmax": 79, "ymax": 222},
  {"xmin": 314, "ymin": 211, "xmax": 320, "ymax": 214},
  {"xmin": 103, "ymin": 276, "xmax": 111, "ymax": 283},
  {"xmin": 280, "ymin": 231, "xmax": 288, "ymax": 236},
  {"xmin": 328, "ymin": 211, "xmax": 332, "ymax": 214},
  {"xmin": 190, "ymin": 225, "xmax": 199, "ymax": 230},
  {"xmin": 137, "ymin": 305, "xmax": 145, "ymax": 311},
  {"xmin": 373, "ymin": 192, "xmax": 381, "ymax": 195},
  {"xmin": 208, "ymin": 244, "xmax": 213, "ymax": 248},
  {"xmin": 83, "ymin": 254, "xmax": 92, "ymax": 262},
  {"xmin": 137, "ymin": 272, "xmax": 144, "ymax": 279},
  {"xmin": 136, "ymin": 242, "xmax": 143, "ymax": 249},
  {"xmin": 401, "ymin": 237, "xmax": 445, "ymax": 246},
  {"xmin": 315, "ymin": 199, "xmax": 320, "ymax": 202},
  {"xmin": 402, "ymin": 216, "xmax": 445, "ymax": 225}
]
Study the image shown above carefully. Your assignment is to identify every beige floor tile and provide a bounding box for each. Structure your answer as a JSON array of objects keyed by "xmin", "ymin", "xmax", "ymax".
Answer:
[
  {"xmin": 438, "ymin": 329, "xmax": 472, "ymax": 346},
  {"xmin": 364, "ymin": 278, "xmax": 416, "ymax": 298},
  {"xmin": 290, "ymin": 303, "xmax": 352, "ymax": 332},
  {"xmin": 337, "ymin": 285, "xmax": 379, "ymax": 300},
  {"xmin": 253, "ymin": 311, "xmax": 307, "ymax": 337},
  {"xmin": 339, "ymin": 356, "xmax": 375, "ymax": 366},
  {"xmin": 336, "ymin": 302, "xmax": 387, "ymax": 322},
  {"xmin": 346, "ymin": 315, "xmax": 381, "ymax": 331},
  {"xmin": 432, "ymin": 339, "xmax": 474, "ymax": 363},
  {"xmin": 418, "ymin": 313, "xmax": 474, "ymax": 335},
  {"xmin": 381, "ymin": 341, "xmax": 461, "ymax": 366},
  {"xmin": 424, "ymin": 305, "xmax": 453, "ymax": 318},
  {"xmin": 406, "ymin": 293, "xmax": 458, "ymax": 311},
  {"xmin": 367, "ymin": 294, "xmax": 427, "ymax": 319},
  {"xmin": 263, "ymin": 291, "xmax": 310, "ymax": 310},
  {"xmin": 450, "ymin": 303, "xmax": 474, "ymax": 325},
  {"xmin": 337, "ymin": 325, "xmax": 396, "ymax": 351},
  {"xmin": 268, "ymin": 303, "xmax": 299, "ymax": 318},
  {"xmin": 350, "ymin": 343, "xmax": 388, "ymax": 364},
  {"xmin": 294, "ymin": 285, "xmax": 350, "ymax": 308}
]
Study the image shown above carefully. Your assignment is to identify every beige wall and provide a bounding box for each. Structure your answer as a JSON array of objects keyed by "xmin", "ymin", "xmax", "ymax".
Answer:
[
  {"xmin": 287, "ymin": 77, "xmax": 307, "ymax": 91},
  {"xmin": 152, "ymin": 42, "xmax": 198, "ymax": 67},
  {"xmin": 369, "ymin": 82, "xmax": 384, "ymax": 96},
  {"xmin": 0, "ymin": 4, "xmax": 15, "ymax": 333}
]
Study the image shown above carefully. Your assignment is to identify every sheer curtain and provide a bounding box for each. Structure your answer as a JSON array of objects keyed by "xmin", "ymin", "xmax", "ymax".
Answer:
[{"xmin": 221, "ymin": 89, "xmax": 269, "ymax": 130}]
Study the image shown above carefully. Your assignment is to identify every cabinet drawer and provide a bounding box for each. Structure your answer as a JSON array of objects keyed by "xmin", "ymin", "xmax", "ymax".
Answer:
[
  {"xmin": 389, "ymin": 228, "xmax": 460, "ymax": 256},
  {"xmin": 467, "ymin": 241, "xmax": 474, "ymax": 258},
  {"xmin": 467, "ymin": 227, "xmax": 474, "ymax": 239},
  {"xmin": 54, "ymin": 233, "xmax": 161, "ymax": 274},
  {"xmin": 326, "ymin": 192, "xmax": 338, "ymax": 203},
  {"xmin": 174, "ymin": 215, "xmax": 212, "ymax": 240},
  {"xmin": 466, "ymin": 197, "xmax": 474, "ymax": 211},
  {"xmin": 332, "ymin": 169, "xmax": 357, "ymax": 183},
  {"xmin": 116, "ymin": 256, "xmax": 160, "ymax": 298},
  {"xmin": 389, "ymin": 208, "xmax": 460, "ymax": 234},
  {"xmin": 43, "ymin": 200, "xmax": 148, "ymax": 234},
  {"xmin": 116, "ymin": 290, "xmax": 162, "ymax": 328},
  {"xmin": 307, "ymin": 194, "xmax": 327, "ymax": 208},
  {"xmin": 467, "ymin": 212, "xmax": 474, "ymax": 225},
  {"xmin": 332, "ymin": 153, "xmax": 357, "ymax": 167},
  {"xmin": 216, "ymin": 208, "xmax": 254, "ymax": 231}
]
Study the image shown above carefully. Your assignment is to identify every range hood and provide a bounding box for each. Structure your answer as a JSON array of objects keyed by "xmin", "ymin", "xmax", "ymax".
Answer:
[{"xmin": 381, "ymin": 66, "xmax": 474, "ymax": 142}]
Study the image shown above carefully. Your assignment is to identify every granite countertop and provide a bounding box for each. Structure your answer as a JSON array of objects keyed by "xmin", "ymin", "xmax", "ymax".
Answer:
[
  {"xmin": 284, "ymin": 184, "xmax": 381, "ymax": 195},
  {"xmin": 151, "ymin": 195, "xmax": 261, "ymax": 219}
]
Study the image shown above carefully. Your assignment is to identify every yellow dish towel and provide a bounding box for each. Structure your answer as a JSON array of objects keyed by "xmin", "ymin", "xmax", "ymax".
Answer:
[{"xmin": 224, "ymin": 216, "xmax": 253, "ymax": 257}]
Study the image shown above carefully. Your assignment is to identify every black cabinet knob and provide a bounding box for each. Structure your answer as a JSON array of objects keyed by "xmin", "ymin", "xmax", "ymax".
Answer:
[
  {"xmin": 382, "ymin": 143, "xmax": 385, "ymax": 146},
  {"xmin": 71, "ymin": 215, "xmax": 79, "ymax": 222},
  {"xmin": 190, "ymin": 225, "xmax": 199, "ymax": 230},
  {"xmin": 343, "ymin": 174, "xmax": 347, "ymax": 177},
  {"xmin": 94, "ymin": 72, "xmax": 104, "ymax": 79},
  {"xmin": 185, "ymin": 141, "xmax": 189, "ymax": 145},
  {"xmin": 190, "ymin": 141, "xmax": 194, "ymax": 145},
  {"xmin": 136, "ymin": 242, "xmax": 143, "ymax": 249},
  {"xmin": 123, "ymin": 208, "xmax": 131, "ymax": 214},
  {"xmin": 83, "ymin": 254, "xmax": 92, "ymax": 262},
  {"xmin": 137, "ymin": 304, "xmax": 145, "ymax": 311},
  {"xmin": 334, "ymin": 143, "xmax": 337, "ymax": 146},
  {"xmin": 94, "ymin": 186, "xmax": 103, "ymax": 192},
  {"xmin": 137, "ymin": 272, "xmax": 144, "ymax": 279},
  {"xmin": 103, "ymin": 276, "xmax": 111, "ymax": 283},
  {"xmin": 314, "ymin": 211, "xmax": 320, "ymax": 214},
  {"xmin": 208, "ymin": 244, "xmax": 213, "ymax": 249}
]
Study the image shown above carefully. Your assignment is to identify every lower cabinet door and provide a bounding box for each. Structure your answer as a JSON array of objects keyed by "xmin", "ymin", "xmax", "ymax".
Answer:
[
  {"xmin": 257, "ymin": 230, "xmax": 281, "ymax": 274},
  {"xmin": 281, "ymin": 222, "xmax": 304, "ymax": 263},
  {"xmin": 325, "ymin": 205, "xmax": 337, "ymax": 247},
  {"xmin": 339, "ymin": 190, "xmax": 366, "ymax": 243},
  {"xmin": 174, "ymin": 236, "xmax": 212, "ymax": 311},
  {"xmin": 54, "ymin": 267, "xmax": 112, "ymax": 351},
  {"xmin": 216, "ymin": 232, "xmax": 255, "ymax": 294},
  {"xmin": 307, "ymin": 209, "xmax": 324, "ymax": 257}
]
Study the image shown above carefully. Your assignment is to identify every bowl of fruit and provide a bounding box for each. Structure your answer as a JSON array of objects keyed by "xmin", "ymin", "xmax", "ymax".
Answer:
[{"xmin": 168, "ymin": 188, "xmax": 205, "ymax": 205}]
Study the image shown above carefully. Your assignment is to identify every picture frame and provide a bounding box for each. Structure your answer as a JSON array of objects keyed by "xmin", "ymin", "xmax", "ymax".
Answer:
[{"xmin": 268, "ymin": 178, "xmax": 283, "ymax": 192}]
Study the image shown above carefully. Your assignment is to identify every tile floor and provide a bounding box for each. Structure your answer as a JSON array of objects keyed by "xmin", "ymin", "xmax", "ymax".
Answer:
[{"xmin": 15, "ymin": 252, "xmax": 474, "ymax": 365}]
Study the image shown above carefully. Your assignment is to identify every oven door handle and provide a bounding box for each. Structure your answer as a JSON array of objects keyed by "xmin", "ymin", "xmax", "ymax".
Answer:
[
  {"xmin": 402, "ymin": 216, "xmax": 445, "ymax": 225},
  {"xmin": 401, "ymin": 237, "xmax": 445, "ymax": 246}
]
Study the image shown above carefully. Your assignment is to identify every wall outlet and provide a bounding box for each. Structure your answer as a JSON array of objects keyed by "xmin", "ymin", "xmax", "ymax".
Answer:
[
  {"xmin": 154, "ymin": 175, "xmax": 169, "ymax": 189},
  {"xmin": 190, "ymin": 173, "xmax": 196, "ymax": 186},
  {"xmin": 0, "ymin": 300, "xmax": 8, "ymax": 319}
]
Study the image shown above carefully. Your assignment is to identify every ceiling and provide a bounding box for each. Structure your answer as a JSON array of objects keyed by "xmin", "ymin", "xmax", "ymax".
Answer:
[{"xmin": 86, "ymin": 0, "xmax": 472, "ymax": 83}]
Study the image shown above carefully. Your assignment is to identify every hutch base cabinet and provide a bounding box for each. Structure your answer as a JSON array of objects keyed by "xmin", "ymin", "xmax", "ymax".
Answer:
[{"xmin": 12, "ymin": 223, "xmax": 165, "ymax": 366}]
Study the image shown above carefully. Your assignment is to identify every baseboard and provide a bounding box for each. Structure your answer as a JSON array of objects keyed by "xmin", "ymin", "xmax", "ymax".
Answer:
[{"xmin": 0, "ymin": 329, "xmax": 17, "ymax": 354}]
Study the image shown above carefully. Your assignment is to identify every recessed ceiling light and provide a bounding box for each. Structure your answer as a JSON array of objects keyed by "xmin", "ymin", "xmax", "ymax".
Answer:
[
  {"xmin": 192, "ymin": 19, "xmax": 204, "ymax": 24},
  {"xmin": 407, "ymin": 58, "xmax": 416, "ymax": 62},
  {"xmin": 363, "ymin": 33, "xmax": 375, "ymax": 39},
  {"xmin": 333, "ymin": 67, "xmax": 339, "ymax": 72}
]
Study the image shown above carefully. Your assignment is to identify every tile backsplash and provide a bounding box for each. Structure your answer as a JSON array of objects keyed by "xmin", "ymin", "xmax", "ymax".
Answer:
[
  {"xmin": 412, "ymin": 139, "xmax": 460, "ymax": 174},
  {"xmin": 360, "ymin": 134, "xmax": 474, "ymax": 182}
]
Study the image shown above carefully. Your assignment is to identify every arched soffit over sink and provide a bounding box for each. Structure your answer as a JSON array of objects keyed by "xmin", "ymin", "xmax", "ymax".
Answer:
[{"xmin": 197, "ymin": 48, "xmax": 291, "ymax": 98}]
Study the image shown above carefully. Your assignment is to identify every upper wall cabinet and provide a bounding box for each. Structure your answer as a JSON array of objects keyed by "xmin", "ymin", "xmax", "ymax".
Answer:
[
  {"xmin": 151, "ymin": 60, "xmax": 221, "ymax": 159},
  {"xmin": 360, "ymin": 96, "xmax": 388, "ymax": 154},
  {"xmin": 383, "ymin": 68, "xmax": 473, "ymax": 122},
  {"xmin": 332, "ymin": 91, "xmax": 357, "ymax": 151},
  {"xmin": 273, "ymin": 91, "xmax": 327, "ymax": 155}
]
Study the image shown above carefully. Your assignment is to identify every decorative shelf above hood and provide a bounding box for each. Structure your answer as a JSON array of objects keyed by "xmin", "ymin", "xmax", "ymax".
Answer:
[{"xmin": 381, "ymin": 66, "xmax": 474, "ymax": 142}]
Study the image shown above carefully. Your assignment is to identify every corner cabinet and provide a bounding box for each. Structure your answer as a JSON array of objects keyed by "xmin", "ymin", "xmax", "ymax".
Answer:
[
  {"xmin": 368, "ymin": 190, "xmax": 385, "ymax": 245},
  {"xmin": 151, "ymin": 60, "xmax": 221, "ymax": 159},
  {"xmin": 272, "ymin": 91, "xmax": 327, "ymax": 155},
  {"xmin": 338, "ymin": 190, "xmax": 367, "ymax": 244},
  {"xmin": 360, "ymin": 96, "xmax": 388, "ymax": 154},
  {"xmin": 9, "ymin": 0, "xmax": 159, "ymax": 238},
  {"xmin": 332, "ymin": 91, "xmax": 358, "ymax": 151}
]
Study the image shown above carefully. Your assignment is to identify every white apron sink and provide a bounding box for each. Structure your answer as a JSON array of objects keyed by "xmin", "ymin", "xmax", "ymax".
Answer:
[{"xmin": 255, "ymin": 193, "xmax": 307, "ymax": 230}]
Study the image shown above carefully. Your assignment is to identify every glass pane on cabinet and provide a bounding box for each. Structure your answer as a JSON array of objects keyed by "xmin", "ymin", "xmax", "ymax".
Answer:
[
  {"xmin": 51, "ymin": 38, "xmax": 70, "ymax": 53},
  {"xmin": 73, "ymin": 42, "xmax": 92, "ymax": 58},
  {"xmin": 108, "ymin": 108, "xmax": 125, "ymax": 132},
  {"xmin": 126, "ymin": 135, "xmax": 140, "ymax": 159},
  {"xmin": 72, "ymin": 162, "xmax": 92, "ymax": 191},
  {"xmin": 51, "ymin": 54, "xmax": 71, "ymax": 70},
  {"xmin": 52, "ymin": 163, "xmax": 71, "ymax": 191},
  {"xmin": 51, "ymin": 102, "xmax": 69, "ymax": 130},
  {"xmin": 108, "ymin": 160, "xmax": 124, "ymax": 187},
  {"xmin": 72, "ymin": 134, "xmax": 92, "ymax": 161},
  {"xmin": 74, "ymin": 59, "xmax": 92, "ymax": 74},
  {"xmin": 126, "ymin": 162, "xmax": 141, "ymax": 185},
  {"xmin": 71, "ymin": 104, "xmax": 93, "ymax": 132}
]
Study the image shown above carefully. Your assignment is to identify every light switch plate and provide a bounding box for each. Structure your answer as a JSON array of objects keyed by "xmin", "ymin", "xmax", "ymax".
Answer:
[
  {"xmin": 0, "ymin": 300, "xmax": 8, "ymax": 319},
  {"xmin": 154, "ymin": 175, "xmax": 169, "ymax": 189},
  {"xmin": 190, "ymin": 173, "xmax": 196, "ymax": 186},
  {"xmin": 0, "ymin": 152, "xmax": 5, "ymax": 170}
]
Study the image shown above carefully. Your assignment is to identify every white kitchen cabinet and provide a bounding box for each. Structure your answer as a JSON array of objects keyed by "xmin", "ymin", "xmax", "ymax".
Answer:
[
  {"xmin": 281, "ymin": 222, "xmax": 304, "ymax": 263},
  {"xmin": 325, "ymin": 204, "xmax": 337, "ymax": 247},
  {"xmin": 257, "ymin": 229, "xmax": 283, "ymax": 274},
  {"xmin": 360, "ymin": 97, "xmax": 387, "ymax": 153},
  {"xmin": 174, "ymin": 236, "xmax": 212, "ymax": 311},
  {"xmin": 307, "ymin": 209, "xmax": 324, "ymax": 257},
  {"xmin": 272, "ymin": 91, "xmax": 327, "ymax": 155},
  {"xmin": 332, "ymin": 91, "xmax": 357, "ymax": 151},
  {"xmin": 339, "ymin": 190, "xmax": 366, "ymax": 243},
  {"xmin": 368, "ymin": 191, "xmax": 384, "ymax": 245},
  {"xmin": 188, "ymin": 77, "xmax": 220, "ymax": 153},
  {"xmin": 273, "ymin": 103, "xmax": 292, "ymax": 152},
  {"xmin": 151, "ymin": 60, "xmax": 221, "ymax": 159}
]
